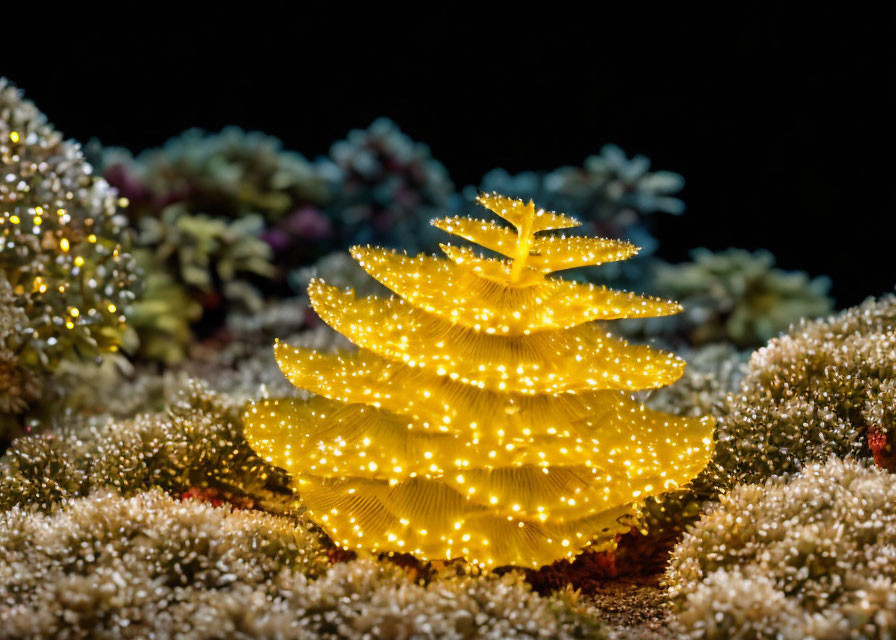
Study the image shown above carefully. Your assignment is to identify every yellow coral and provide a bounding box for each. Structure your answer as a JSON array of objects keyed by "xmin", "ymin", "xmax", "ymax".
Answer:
[{"xmin": 245, "ymin": 193, "xmax": 714, "ymax": 568}]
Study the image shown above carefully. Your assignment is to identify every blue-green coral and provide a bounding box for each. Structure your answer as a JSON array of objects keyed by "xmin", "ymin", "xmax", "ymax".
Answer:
[
  {"xmin": 96, "ymin": 122, "xmax": 452, "ymax": 361},
  {"xmin": 322, "ymin": 117, "xmax": 456, "ymax": 251},
  {"xmin": 0, "ymin": 78, "xmax": 140, "ymax": 427},
  {"xmin": 5, "ymin": 72, "xmax": 892, "ymax": 640},
  {"xmin": 102, "ymin": 126, "xmax": 329, "ymax": 221}
]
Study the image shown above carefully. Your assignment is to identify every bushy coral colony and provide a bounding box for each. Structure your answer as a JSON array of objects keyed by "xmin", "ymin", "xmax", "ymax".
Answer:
[
  {"xmin": 244, "ymin": 194, "xmax": 714, "ymax": 568},
  {"xmin": 1, "ymin": 76, "xmax": 895, "ymax": 639},
  {"xmin": 0, "ymin": 79, "xmax": 139, "ymax": 433},
  {"xmin": 666, "ymin": 458, "xmax": 896, "ymax": 639},
  {"xmin": 0, "ymin": 491, "xmax": 602, "ymax": 640},
  {"xmin": 711, "ymin": 293, "xmax": 896, "ymax": 486}
]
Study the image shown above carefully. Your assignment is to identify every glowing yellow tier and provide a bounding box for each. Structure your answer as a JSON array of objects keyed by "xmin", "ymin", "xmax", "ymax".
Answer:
[
  {"xmin": 246, "ymin": 393, "xmax": 710, "ymax": 566},
  {"xmin": 271, "ymin": 342, "xmax": 649, "ymax": 434},
  {"xmin": 245, "ymin": 192, "xmax": 715, "ymax": 568},
  {"xmin": 298, "ymin": 475, "xmax": 635, "ymax": 568},
  {"xmin": 307, "ymin": 280, "xmax": 684, "ymax": 394},
  {"xmin": 351, "ymin": 246, "xmax": 682, "ymax": 335},
  {"xmin": 247, "ymin": 395, "xmax": 712, "ymax": 502},
  {"xmin": 431, "ymin": 216, "xmax": 639, "ymax": 271},
  {"xmin": 477, "ymin": 192, "xmax": 581, "ymax": 233}
]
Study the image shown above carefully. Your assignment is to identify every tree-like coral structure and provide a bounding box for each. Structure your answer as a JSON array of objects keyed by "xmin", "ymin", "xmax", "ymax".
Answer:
[
  {"xmin": 0, "ymin": 78, "xmax": 140, "ymax": 432},
  {"xmin": 666, "ymin": 457, "xmax": 896, "ymax": 639},
  {"xmin": 478, "ymin": 144, "xmax": 685, "ymax": 288},
  {"xmin": 245, "ymin": 193, "xmax": 714, "ymax": 568}
]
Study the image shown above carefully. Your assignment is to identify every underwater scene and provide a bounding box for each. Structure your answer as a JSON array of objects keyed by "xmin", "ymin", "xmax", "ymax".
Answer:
[{"xmin": 1, "ymin": 14, "xmax": 894, "ymax": 639}]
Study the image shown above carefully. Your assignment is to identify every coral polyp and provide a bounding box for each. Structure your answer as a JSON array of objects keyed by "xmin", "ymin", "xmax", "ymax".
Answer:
[{"xmin": 245, "ymin": 193, "xmax": 714, "ymax": 568}]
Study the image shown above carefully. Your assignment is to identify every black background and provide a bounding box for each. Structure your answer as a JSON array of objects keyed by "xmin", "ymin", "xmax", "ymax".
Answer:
[{"xmin": 6, "ymin": 7, "xmax": 895, "ymax": 306}]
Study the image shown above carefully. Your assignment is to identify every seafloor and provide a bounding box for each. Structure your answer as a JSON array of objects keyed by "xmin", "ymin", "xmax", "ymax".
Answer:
[{"xmin": 588, "ymin": 577, "xmax": 672, "ymax": 640}]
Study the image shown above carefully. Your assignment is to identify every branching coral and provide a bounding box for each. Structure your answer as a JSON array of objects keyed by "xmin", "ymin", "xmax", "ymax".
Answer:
[
  {"xmin": 323, "ymin": 117, "xmax": 456, "ymax": 251},
  {"xmin": 97, "ymin": 127, "xmax": 329, "ymax": 362},
  {"xmin": 710, "ymin": 294, "xmax": 896, "ymax": 487},
  {"xmin": 128, "ymin": 206, "xmax": 275, "ymax": 362},
  {"xmin": 543, "ymin": 144, "xmax": 685, "ymax": 239},
  {"xmin": 0, "ymin": 78, "xmax": 140, "ymax": 423},
  {"xmin": 481, "ymin": 145, "xmax": 684, "ymax": 234},
  {"xmin": 245, "ymin": 193, "xmax": 714, "ymax": 568},
  {"xmin": 102, "ymin": 126, "xmax": 329, "ymax": 222},
  {"xmin": 7, "ymin": 71, "xmax": 894, "ymax": 640},
  {"xmin": 666, "ymin": 457, "xmax": 896, "ymax": 639},
  {"xmin": 138, "ymin": 207, "xmax": 275, "ymax": 307},
  {"xmin": 651, "ymin": 248, "xmax": 833, "ymax": 348}
]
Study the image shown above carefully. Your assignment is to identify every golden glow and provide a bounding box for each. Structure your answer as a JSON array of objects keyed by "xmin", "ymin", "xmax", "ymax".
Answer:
[
  {"xmin": 244, "ymin": 193, "xmax": 715, "ymax": 568},
  {"xmin": 307, "ymin": 280, "xmax": 684, "ymax": 394},
  {"xmin": 350, "ymin": 246, "xmax": 682, "ymax": 336}
]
